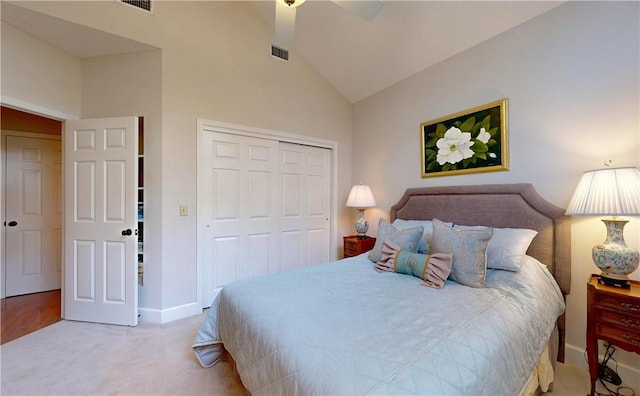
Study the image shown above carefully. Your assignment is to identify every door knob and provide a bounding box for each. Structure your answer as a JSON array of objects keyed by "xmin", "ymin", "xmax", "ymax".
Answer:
[
  {"xmin": 121, "ymin": 229, "xmax": 133, "ymax": 236},
  {"xmin": 6, "ymin": 221, "xmax": 17, "ymax": 227}
]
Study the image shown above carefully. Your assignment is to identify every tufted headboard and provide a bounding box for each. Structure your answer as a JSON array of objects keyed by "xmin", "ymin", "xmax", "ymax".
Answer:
[{"xmin": 389, "ymin": 183, "xmax": 572, "ymax": 361}]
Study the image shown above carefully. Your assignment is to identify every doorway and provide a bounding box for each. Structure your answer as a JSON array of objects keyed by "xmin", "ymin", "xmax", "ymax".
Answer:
[
  {"xmin": 4, "ymin": 134, "xmax": 62, "ymax": 296},
  {"xmin": 1, "ymin": 106, "xmax": 63, "ymax": 338}
]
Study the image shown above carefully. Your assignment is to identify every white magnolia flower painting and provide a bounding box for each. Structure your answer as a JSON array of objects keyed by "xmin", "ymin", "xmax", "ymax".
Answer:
[{"xmin": 421, "ymin": 99, "xmax": 509, "ymax": 177}]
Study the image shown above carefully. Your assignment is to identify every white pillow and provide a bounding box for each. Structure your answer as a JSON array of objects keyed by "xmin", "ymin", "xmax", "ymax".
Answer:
[
  {"xmin": 488, "ymin": 228, "xmax": 538, "ymax": 271},
  {"xmin": 454, "ymin": 224, "xmax": 538, "ymax": 271},
  {"xmin": 392, "ymin": 219, "xmax": 452, "ymax": 254}
]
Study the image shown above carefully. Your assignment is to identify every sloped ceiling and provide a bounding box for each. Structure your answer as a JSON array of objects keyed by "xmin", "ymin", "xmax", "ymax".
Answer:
[
  {"xmin": 2, "ymin": 1, "xmax": 563, "ymax": 103},
  {"xmin": 250, "ymin": 1, "xmax": 563, "ymax": 102}
]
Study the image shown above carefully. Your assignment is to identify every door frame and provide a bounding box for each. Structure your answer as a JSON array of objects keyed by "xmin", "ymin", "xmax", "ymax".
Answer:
[
  {"xmin": 196, "ymin": 118, "xmax": 339, "ymax": 310},
  {"xmin": 1, "ymin": 104, "xmax": 139, "ymax": 325},
  {"xmin": 0, "ymin": 99, "xmax": 75, "ymax": 301},
  {"xmin": 1, "ymin": 130, "xmax": 62, "ymax": 299}
]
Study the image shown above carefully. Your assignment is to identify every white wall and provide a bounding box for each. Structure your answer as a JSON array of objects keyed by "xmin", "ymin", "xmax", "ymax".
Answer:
[
  {"xmin": 0, "ymin": 21, "xmax": 81, "ymax": 118},
  {"xmin": 353, "ymin": 1, "xmax": 639, "ymax": 381}
]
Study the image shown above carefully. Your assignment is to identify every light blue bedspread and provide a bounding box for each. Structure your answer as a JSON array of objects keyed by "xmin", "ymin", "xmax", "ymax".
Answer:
[{"xmin": 193, "ymin": 254, "xmax": 564, "ymax": 395}]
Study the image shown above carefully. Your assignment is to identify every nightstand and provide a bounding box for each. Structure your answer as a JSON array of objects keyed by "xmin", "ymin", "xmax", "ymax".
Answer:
[
  {"xmin": 586, "ymin": 274, "xmax": 640, "ymax": 396},
  {"xmin": 343, "ymin": 235, "xmax": 376, "ymax": 258}
]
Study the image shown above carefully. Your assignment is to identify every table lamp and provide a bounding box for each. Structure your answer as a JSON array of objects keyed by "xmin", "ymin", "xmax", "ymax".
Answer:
[
  {"xmin": 565, "ymin": 165, "xmax": 640, "ymax": 288},
  {"xmin": 346, "ymin": 184, "xmax": 376, "ymax": 238}
]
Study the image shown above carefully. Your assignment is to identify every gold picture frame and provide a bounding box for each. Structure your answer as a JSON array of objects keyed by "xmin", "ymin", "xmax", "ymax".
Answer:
[{"xmin": 421, "ymin": 99, "xmax": 508, "ymax": 178}]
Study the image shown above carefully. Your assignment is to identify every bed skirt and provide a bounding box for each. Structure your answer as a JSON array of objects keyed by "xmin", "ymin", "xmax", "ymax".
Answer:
[{"xmin": 215, "ymin": 338, "xmax": 557, "ymax": 396}]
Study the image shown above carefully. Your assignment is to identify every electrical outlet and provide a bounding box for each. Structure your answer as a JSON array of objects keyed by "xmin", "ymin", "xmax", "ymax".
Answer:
[{"xmin": 179, "ymin": 205, "xmax": 188, "ymax": 216}]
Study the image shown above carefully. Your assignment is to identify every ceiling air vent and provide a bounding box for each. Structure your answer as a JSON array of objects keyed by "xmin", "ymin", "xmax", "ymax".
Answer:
[
  {"xmin": 120, "ymin": 0, "xmax": 152, "ymax": 12},
  {"xmin": 271, "ymin": 44, "xmax": 289, "ymax": 62}
]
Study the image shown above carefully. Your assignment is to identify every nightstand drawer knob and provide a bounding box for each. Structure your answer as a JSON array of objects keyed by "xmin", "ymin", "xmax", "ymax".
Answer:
[
  {"xmin": 621, "ymin": 319, "xmax": 640, "ymax": 329},
  {"xmin": 620, "ymin": 302, "xmax": 640, "ymax": 312},
  {"xmin": 621, "ymin": 334, "xmax": 640, "ymax": 345}
]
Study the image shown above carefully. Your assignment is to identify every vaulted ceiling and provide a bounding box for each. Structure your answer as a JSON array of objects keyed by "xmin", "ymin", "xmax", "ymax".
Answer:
[
  {"xmin": 249, "ymin": 1, "xmax": 563, "ymax": 102},
  {"xmin": 2, "ymin": 1, "xmax": 563, "ymax": 103}
]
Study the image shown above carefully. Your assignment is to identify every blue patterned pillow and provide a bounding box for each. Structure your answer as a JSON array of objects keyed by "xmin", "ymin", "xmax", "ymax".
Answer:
[
  {"xmin": 431, "ymin": 218, "xmax": 493, "ymax": 288},
  {"xmin": 368, "ymin": 218, "xmax": 423, "ymax": 263}
]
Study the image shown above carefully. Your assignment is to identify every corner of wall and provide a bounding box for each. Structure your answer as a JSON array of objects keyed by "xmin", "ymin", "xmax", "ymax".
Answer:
[{"xmin": 137, "ymin": 302, "xmax": 201, "ymax": 324}]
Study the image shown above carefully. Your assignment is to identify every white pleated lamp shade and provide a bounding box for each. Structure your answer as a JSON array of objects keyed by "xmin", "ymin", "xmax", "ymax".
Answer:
[
  {"xmin": 565, "ymin": 167, "xmax": 640, "ymax": 216},
  {"xmin": 346, "ymin": 184, "xmax": 376, "ymax": 208}
]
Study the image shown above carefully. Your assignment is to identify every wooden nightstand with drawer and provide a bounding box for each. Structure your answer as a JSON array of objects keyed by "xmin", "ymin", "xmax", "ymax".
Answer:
[
  {"xmin": 586, "ymin": 274, "xmax": 640, "ymax": 396},
  {"xmin": 343, "ymin": 236, "xmax": 376, "ymax": 258}
]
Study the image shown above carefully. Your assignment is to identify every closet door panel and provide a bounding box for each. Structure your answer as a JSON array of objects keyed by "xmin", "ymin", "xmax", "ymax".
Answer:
[
  {"xmin": 199, "ymin": 127, "xmax": 332, "ymax": 308},
  {"xmin": 279, "ymin": 143, "xmax": 331, "ymax": 268},
  {"xmin": 200, "ymin": 132, "xmax": 279, "ymax": 304}
]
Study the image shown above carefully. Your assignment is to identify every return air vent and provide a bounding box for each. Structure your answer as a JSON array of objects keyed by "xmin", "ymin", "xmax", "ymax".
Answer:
[
  {"xmin": 271, "ymin": 44, "xmax": 289, "ymax": 62},
  {"xmin": 120, "ymin": 0, "xmax": 152, "ymax": 12}
]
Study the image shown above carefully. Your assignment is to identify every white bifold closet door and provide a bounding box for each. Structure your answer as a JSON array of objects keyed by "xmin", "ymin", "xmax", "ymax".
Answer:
[
  {"xmin": 200, "ymin": 131, "xmax": 330, "ymax": 307},
  {"xmin": 279, "ymin": 142, "xmax": 331, "ymax": 270}
]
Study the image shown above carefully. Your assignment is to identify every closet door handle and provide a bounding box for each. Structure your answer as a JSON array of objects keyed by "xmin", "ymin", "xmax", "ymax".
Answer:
[
  {"xmin": 6, "ymin": 221, "xmax": 18, "ymax": 227},
  {"xmin": 121, "ymin": 229, "xmax": 133, "ymax": 236}
]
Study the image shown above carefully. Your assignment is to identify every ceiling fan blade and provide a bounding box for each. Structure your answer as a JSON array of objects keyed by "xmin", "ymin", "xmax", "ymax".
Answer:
[
  {"xmin": 275, "ymin": 2, "xmax": 296, "ymax": 45},
  {"xmin": 332, "ymin": 0, "xmax": 383, "ymax": 22}
]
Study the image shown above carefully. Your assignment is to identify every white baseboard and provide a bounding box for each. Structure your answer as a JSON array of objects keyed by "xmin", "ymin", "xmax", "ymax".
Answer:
[
  {"xmin": 138, "ymin": 302, "xmax": 201, "ymax": 324},
  {"xmin": 565, "ymin": 343, "xmax": 640, "ymax": 390}
]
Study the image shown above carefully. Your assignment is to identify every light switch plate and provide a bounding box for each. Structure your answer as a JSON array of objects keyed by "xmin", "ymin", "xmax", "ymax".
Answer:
[{"xmin": 179, "ymin": 205, "xmax": 188, "ymax": 216}]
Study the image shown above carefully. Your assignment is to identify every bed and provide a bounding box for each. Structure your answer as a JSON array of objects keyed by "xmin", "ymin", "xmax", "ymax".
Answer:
[{"xmin": 193, "ymin": 183, "xmax": 571, "ymax": 395}]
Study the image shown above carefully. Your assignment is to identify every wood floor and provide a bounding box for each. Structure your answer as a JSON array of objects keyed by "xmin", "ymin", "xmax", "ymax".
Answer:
[{"xmin": 1, "ymin": 290, "xmax": 61, "ymax": 345}]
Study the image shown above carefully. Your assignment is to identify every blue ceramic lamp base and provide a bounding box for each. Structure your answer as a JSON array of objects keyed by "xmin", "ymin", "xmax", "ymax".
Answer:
[
  {"xmin": 354, "ymin": 208, "xmax": 369, "ymax": 238},
  {"xmin": 593, "ymin": 218, "xmax": 639, "ymax": 289}
]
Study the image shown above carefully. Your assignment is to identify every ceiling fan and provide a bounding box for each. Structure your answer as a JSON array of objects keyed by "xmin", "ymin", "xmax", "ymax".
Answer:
[{"xmin": 274, "ymin": 0, "xmax": 383, "ymax": 45}]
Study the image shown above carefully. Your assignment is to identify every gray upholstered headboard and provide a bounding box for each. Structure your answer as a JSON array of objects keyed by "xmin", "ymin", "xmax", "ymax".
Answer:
[
  {"xmin": 390, "ymin": 183, "xmax": 571, "ymax": 294},
  {"xmin": 390, "ymin": 184, "xmax": 572, "ymax": 362}
]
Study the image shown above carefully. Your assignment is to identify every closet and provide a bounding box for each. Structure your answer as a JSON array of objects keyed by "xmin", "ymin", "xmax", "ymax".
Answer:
[{"xmin": 197, "ymin": 121, "xmax": 333, "ymax": 307}]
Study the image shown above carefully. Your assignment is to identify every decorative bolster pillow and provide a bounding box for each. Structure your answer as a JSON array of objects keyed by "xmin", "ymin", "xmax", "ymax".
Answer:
[{"xmin": 375, "ymin": 240, "xmax": 453, "ymax": 289}]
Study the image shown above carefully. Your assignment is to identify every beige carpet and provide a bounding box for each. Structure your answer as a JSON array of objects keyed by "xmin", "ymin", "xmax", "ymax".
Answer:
[
  {"xmin": 0, "ymin": 311, "xmax": 630, "ymax": 395},
  {"xmin": 1, "ymin": 312, "xmax": 247, "ymax": 395}
]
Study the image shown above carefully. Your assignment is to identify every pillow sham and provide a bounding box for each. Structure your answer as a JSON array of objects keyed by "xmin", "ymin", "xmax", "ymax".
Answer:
[
  {"xmin": 454, "ymin": 224, "xmax": 538, "ymax": 271},
  {"xmin": 374, "ymin": 239, "xmax": 453, "ymax": 288},
  {"xmin": 392, "ymin": 219, "xmax": 453, "ymax": 254},
  {"xmin": 431, "ymin": 218, "xmax": 493, "ymax": 288},
  {"xmin": 368, "ymin": 218, "xmax": 423, "ymax": 263}
]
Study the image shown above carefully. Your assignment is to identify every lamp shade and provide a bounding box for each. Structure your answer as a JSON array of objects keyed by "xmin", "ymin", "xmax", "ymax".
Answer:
[
  {"xmin": 565, "ymin": 167, "xmax": 640, "ymax": 216},
  {"xmin": 565, "ymin": 166, "xmax": 640, "ymax": 288},
  {"xmin": 346, "ymin": 184, "xmax": 376, "ymax": 208}
]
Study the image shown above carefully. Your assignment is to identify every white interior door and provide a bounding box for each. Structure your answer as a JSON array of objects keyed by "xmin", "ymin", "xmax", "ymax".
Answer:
[
  {"xmin": 64, "ymin": 117, "xmax": 138, "ymax": 326},
  {"xmin": 200, "ymin": 131, "xmax": 279, "ymax": 306},
  {"xmin": 5, "ymin": 135, "xmax": 62, "ymax": 296},
  {"xmin": 279, "ymin": 142, "xmax": 331, "ymax": 270}
]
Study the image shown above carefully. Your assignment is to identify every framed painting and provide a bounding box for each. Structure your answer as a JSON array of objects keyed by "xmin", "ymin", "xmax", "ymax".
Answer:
[{"xmin": 421, "ymin": 99, "xmax": 508, "ymax": 178}]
